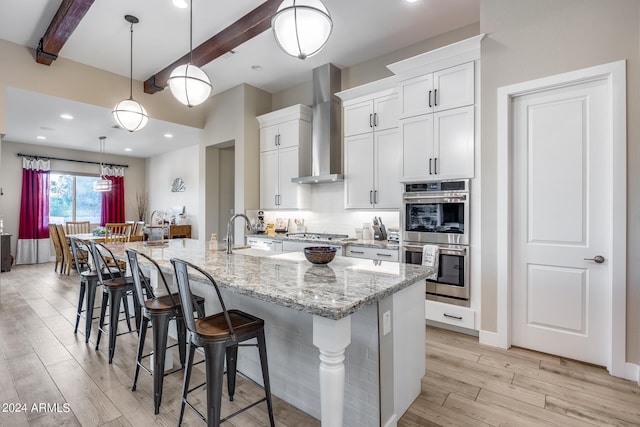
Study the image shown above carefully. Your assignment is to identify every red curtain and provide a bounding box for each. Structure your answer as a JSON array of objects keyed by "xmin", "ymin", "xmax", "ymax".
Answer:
[
  {"xmin": 100, "ymin": 175, "xmax": 125, "ymax": 225},
  {"xmin": 16, "ymin": 159, "xmax": 50, "ymax": 264}
]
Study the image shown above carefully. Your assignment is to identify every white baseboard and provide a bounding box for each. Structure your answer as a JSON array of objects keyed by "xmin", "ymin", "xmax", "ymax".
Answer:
[
  {"xmin": 621, "ymin": 362, "xmax": 640, "ymax": 383},
  {"xmin": 479, "ymin": 329, "xmax": 508, "ymax": 349},
  {"xmin": 382, "ymin": 413, "xmax": 397, "ymax": 427}
]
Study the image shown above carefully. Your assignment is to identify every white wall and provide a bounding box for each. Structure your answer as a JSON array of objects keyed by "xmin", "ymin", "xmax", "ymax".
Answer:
[{"xmin": 146, "ymin": 144, "xmax": 200, "ymax": 236}]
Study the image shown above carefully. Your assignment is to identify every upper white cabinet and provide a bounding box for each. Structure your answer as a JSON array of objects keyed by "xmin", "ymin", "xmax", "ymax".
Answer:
[
  {"xmin": 388, "ymin": 34, "xmax": 482, "ymax": 183},
  {"xmin": 337, "ymin": 78, "xmax": 402, "ymax": 209},
  {"xmin": 344, "ymin": 93, "xmax": 399, "ymax": 137},
  {"xmin": 399, "ymin": 62, "xmax": 474, "ymax": 119},
  {"xmin": 257, "ymin": 105, "xmax": 312, "ymax": 210}
]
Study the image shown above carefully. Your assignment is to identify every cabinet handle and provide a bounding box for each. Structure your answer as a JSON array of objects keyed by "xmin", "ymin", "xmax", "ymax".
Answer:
[
  {"xmin": 369, "ymin": 113, "xmax": 373, "ymax": 128},
  {"xmin": 376, "ymin": 253, "xmax": 392, "ymax": 257},
  {"xmin": 369, "ymin": 190, "xmax": 373, "ymax": 204},
  {"xmin": 350, "ymin": 250, "xmax": 365, "ymax": 254},
  {"xmin": 434, "ymin": 157, "xmax": 438, "ymax": 174},
  {"xmin": 443, "ymin": 313, "xmax": 463, "ymax": 320},
  {"xmin": 374, "ymin": 113, "xmax": 378, "ymax": 127},
  {"xmin": 278, "ymin": 194, "xmax": 281, "ymax": 205},
  {"xmin": 428, "ymin": 90, "xmax": 432, "ymax": 108},
  {"xmin": 374, "ymin": 190, "xmax": 378, "ymax": 204},
  {"xmin": 429, "ymin": 158, "xmax": 433, "ymax": 175},
  {"xmin": 434, "ymin": 89, "xmax": 438, "ymax": 106},
  {"xmin": 275, "ymin": 194, "xmax": 278, "ymax": 206}
]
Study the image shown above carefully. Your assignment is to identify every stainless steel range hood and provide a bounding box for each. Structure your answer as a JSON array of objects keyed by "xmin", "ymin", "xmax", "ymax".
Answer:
[{"xmin": 292, "ymin": 64, "xmax": 343, "ymax": 184}]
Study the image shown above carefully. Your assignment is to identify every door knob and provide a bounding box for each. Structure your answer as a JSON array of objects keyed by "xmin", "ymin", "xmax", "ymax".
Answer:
[{"xmin": 584, "ymin": 255, "xmax": 605, "ymax": 263}]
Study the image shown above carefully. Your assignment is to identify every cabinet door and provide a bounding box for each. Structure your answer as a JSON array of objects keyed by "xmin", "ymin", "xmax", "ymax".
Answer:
[
  {"xmin": 260, "ymin": 124, "xmax": 279, "ymax": 152},
  {"xmin": 374, "ymin": 128, "xmax": 402, "ymax": 209},
  {"xmin": 260, "ymin": 150, "xmax": 279, "ymax": 209},
  {"xmin": 276, "ymin": 119, "xmax": 300, "ymax": 150},
  {"xmin": 373, "ymin": 93, "xmax": 399, "ymax": 131},
  {"xmin": 401, "ymin": 114, "xmax": 434, "ymax": 182},
  {"xmin": 400, "ymin": 74, "xmax": 434, "ymax": 118},
  {"xmin": 344, "ymin": 100, "xmax": 374, "ymax": 137},
  {"xmin": 433, "ymin": 62, "xmax": 474, "ymax": 112},
  {"xmin": 433, "ymin": 106, "xmax": 474, "ymax": 180},
  {"xmin": 277, "ymin": 145, "xmax": 302, "ymax": 209},
  {"xmin": 344, "ymin": 133, "xmax": 374, "ymax": 208}
]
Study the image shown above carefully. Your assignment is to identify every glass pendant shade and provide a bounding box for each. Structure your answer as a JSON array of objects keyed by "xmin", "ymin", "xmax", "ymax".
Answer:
[
  {"xmin": 272, "ymin": 0, "xmax": 333, "ymax": 60},
  {"xmin": 112, "ymin": 98, "xmax": 148, "ymax": 132},
  {"xmin": 168, "ymin": 63, "xmax": 212, "ymax": 107},
  {"xmin": 93, "ymin": 179, "xmax": 112, "ymax": 192}
]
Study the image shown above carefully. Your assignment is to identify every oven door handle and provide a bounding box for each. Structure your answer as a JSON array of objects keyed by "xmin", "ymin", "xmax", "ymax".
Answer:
[
  {"xmin": 403, "ymin": 244, "xmax": 467, "ymax": 256},
  {"xmin": 402, "ymin": 194, "xmax": 467, "ymax": 202}
]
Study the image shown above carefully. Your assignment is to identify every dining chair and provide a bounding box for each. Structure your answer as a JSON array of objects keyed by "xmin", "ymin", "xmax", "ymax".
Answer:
[
  {"xmin": 48, "ymin": 224, "xmax": 64, "ymax": 273},
  {"xmin": 105, "ymin": 223, "xmax": 132, "ymax": 243},
  {"xmin": 66, "ymin": 221, "xmax": 91, "ymax": 235},
  {"xmin": 55, "ymin": 224, "xmax": 74, "ymax": 275}
]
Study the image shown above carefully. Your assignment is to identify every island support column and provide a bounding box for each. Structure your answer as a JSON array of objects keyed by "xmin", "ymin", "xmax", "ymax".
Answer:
[{"xmin": 313, "ymin": 315, "xmax": 352, "ymax": 427}]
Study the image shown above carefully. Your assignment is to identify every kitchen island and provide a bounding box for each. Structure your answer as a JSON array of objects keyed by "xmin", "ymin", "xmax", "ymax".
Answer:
[{"xmin": 115, "ymin": 239, "xmax": 433, "ymax": 427}]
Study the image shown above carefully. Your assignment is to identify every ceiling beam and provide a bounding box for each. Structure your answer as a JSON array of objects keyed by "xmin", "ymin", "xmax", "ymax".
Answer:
[
  {"xmin": 36, "ymin": 0, "xmax": 95, "ymax": 65},
  {"xmin": 144, "ymin": 0, "xmax": 281, "ymax": 94}
]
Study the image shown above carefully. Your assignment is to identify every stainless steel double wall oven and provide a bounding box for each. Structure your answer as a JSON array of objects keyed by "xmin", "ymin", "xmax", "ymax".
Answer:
[{"xmin": 401, "ymin": 180, "xmax": 470, "ymax": 306}]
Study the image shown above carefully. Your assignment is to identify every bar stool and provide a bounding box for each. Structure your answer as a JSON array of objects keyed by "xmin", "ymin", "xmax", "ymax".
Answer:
[
  {"xmin": 171, "ymin": 258, "xmax": 276, "ymax": 427},
  {"xmin": 69, "ymin": 237, "xmax": 101, "ymax": 342},
  {"xmin": 126, "ymin": 249, "xmax": 204, "ymax": 414},
  {"xmin": 91, "ymin": 241, "xmax": 142, "ymax": 363}
]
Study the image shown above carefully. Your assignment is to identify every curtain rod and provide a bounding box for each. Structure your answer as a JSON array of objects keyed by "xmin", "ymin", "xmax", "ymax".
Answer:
[{"xmin": 16, "ymin": 153, "xmax": 129, "ymax": 168}]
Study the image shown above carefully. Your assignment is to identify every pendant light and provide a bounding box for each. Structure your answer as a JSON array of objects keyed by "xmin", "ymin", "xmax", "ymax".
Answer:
[
  {"xmin": 112, "ymin": 15, "xmax": 148, "ymax": 132},
  {"xmin": 272, "ymin": 0, "xmax": 333, "ymax": 60},
  {"xmin": 168, "ymin": 0, "xmax": 212, "ymax": 107},
  {"xmin": 94, "ymin": 136, "xmax": 112, "ymax": 192}
]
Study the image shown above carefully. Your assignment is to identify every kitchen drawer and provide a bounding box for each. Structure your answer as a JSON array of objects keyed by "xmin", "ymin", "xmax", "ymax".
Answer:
[
  {"xmin": 425, "ymin": 300, "xmax": 475, "ymax": 329},
  {"xmin": 344, "ymin": 245, "xmax": 398, "ymax": 262}
]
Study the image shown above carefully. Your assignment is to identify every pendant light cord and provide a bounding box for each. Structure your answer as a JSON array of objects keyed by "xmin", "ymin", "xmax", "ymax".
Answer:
[
  {"xmin": 189, "ymin": 0, "xmax": 193, "ymax": 64},
  {"xmin": 129, "ymin": 21, "xmax": 134, "ymax": 100}
]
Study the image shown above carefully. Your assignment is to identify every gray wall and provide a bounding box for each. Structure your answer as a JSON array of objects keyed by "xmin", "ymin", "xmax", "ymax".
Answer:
[{"xmin": 480, "ymin": 0, "xmax": 640, "ymax": 361}]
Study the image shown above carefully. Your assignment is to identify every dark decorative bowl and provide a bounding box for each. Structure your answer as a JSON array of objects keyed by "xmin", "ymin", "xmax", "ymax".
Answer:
[{"xmin": 303, "ymin": 246, "xmax": 337, "ymax": 265}]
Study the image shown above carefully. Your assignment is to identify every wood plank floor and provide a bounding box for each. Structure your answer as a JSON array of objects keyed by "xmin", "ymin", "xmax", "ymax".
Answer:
[{"xmin": 2, "ymin": 262, "xmax": 640, "ymax": 426}]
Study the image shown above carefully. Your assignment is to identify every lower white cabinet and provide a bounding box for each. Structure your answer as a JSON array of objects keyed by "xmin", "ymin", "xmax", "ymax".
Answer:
[
  {"xmin": 344, "ymin": 245, "xmax": 399, "ymax": 262},
  {"xmin": 425, "ymin": 299, "xmax": 475, "ymax": 329}
]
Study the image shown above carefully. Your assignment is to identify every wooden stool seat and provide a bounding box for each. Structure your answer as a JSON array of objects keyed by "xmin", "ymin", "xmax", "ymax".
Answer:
[
  {"xmin": 144, "ymin": 293, "xmax": 181, "ymax": 312},
  {"xmin": 195, "ymin": 309, "xmax": 264, "ymax": 341}
]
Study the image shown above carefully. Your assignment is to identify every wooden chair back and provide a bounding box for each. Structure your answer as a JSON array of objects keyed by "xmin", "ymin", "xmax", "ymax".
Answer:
[
  {"xmin": 66, "ymin": 221, "xmax": 91, "ymax": 234},
  {"xmin": 55, "ymin": 224, "xmax": 73, "ymax": 275},
  {"xmin": 48, "ymin": 224, "xmax": 64, "ymax": 273},
  {"xmin": 104, "ymin": 223, "xmax": 132, "ymax": 243}
]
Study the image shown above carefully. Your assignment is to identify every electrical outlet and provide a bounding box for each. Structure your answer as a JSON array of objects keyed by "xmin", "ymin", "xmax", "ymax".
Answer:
[{"xmin": 383, "ymin": 310, "xmax": 391, "ymax": 335}]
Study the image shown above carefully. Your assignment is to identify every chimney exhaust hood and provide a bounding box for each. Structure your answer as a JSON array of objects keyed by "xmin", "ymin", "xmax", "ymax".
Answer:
[{"xmin": 291, "ymin": 64, "xmax": 343, "ymax": 184}]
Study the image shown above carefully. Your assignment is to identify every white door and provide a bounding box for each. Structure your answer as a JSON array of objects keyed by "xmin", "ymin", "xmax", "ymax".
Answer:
[
  {"xmin": 373, "ymin": 93, "xmax": 399, "ymax": 131},
  {"xmin": 276, "ymin": 146, "xmax": 299, "ymax": 209},
  {"xmin": 260, "ymin": 150, "xmax": 279, "ymax": 209},
  {"xmin": 433, "ymin": 105, "xmax": 474, "ymax": 180},
  {"xmin": 344, "ymin": 133, "xmax": 374, "ymax": 208},
  {"xmin": 344, "ymin": 100, "xmax": 374, "ymax": 137},
  {"xmin": 401, "ymin": 114, "xmax": 433, "ymax": 181},
  {"xmin": 512, "ymin": 78, "xmax": 610, "ymax": 366},
  {"xmin": 374, "ymin": 127, "xmax": 401, "ymax": 209}
]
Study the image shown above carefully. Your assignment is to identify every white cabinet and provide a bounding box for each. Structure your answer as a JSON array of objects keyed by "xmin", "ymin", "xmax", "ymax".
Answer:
[
  {"xmin": 257, "ymin": 105, "xmax": 312, "ymax": 210},
  {"xmin": 344, "ymin": 245, "xmax": 399, "ymax": 262},
  {"xmin": 399, "ymin": 62, "xmax": 474, "ymax": 119},
  {"xmin": 337, "ymin": 80, "xmax": 402, "ymax": 210},
  {"xmin": 401, "ymin": 105, "xmax": 474, "ymax": 182},
  {"xmin": 344, "ymin": 127, "xmax": 401, "ymax": 208},
  {"xmin": 344, "ymin": 93, "xmax": 399, "ymax": 137},
  {"xmin": 425, "ymin": 299, "xmax": 475, "ymax": 330}
]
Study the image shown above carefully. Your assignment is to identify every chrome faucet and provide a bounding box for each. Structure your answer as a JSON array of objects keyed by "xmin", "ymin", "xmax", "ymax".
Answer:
[{"xmin": 226, "ymin": 213, "xmax": 252, "ymax": 254}]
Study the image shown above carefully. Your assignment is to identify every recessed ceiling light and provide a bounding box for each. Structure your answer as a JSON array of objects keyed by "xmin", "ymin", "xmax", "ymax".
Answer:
[
  {"xmin": 36, "ymin": 135, "xmax": 46, "ymax": 140},
  {"xmin": 406, "ymin": 0, "xmax": 419, "ymax": 3},
  {"xmin": 124, "ymin": 148, "xmax": 132, "ymax": 152},
  {"xmin": 173, "ymin": 0, "xmax": 188, "ymax": 8},
  {"xmin": 60, "ymin": 113, "xmax": 74, "ymax": 120},
  {"xmin": 164, "ymin": 133, "xmax": 174, "ymax": 138},
  {"xmin": 251, "ymin": 65, "xmax": 263, "ymax": 71}
]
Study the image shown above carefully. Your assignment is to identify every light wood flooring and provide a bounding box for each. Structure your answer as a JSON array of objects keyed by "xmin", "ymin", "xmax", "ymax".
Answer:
[{"xmin": 1, "ymin": 262, "xmax": 640, "ymax": 426}]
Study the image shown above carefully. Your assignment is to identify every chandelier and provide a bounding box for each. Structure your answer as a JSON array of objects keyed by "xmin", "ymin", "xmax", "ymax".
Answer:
[
  {"xmin": 272, "ymin": 0, "xmax": 333, "ymax": 60},
  {"xmin": 94, "ymin": 136, "xmax": 112, "ymax": 192}
]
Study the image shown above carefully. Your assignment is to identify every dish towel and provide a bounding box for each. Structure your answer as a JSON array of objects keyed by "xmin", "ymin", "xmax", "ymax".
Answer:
[{"xmin": 422, "ymin": 244, "xmax": 440, "ymax": 280}]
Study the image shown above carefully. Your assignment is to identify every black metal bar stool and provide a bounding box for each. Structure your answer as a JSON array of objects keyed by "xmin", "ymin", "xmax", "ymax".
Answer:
[
  {"xmin": 126, "ymin": 249, "xmax": 205, "ymax": 414},
  {"xmin": 69, "ymin": 237, "xmax": 101, "ymax": 343},
  {"xmin": 91, "ymin": 241, "xmax": 142, "ymax": 363},
  {"xmin": 171, "ymin": 258, "xmax": 276, "ymax": 427}
]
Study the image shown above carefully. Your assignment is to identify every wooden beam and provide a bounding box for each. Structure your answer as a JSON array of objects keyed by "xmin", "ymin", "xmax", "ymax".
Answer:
[
  {"xmin": 36, "ymin": 0, "xmax": 95, "ymax": 65},
  {"xmin": 144, "ymin": 0, "xmax": 281, "ymax": 94}
]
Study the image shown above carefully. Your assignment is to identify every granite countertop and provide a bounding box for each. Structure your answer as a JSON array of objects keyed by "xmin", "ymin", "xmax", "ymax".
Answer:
[{"xmin": 112, "ymin": 239, "xmax": 432, "ymax": 320}]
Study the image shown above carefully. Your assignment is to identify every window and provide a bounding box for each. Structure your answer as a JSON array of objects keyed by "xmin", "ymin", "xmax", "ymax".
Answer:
[{"xmin": 49, "ymin": 173, "xmax": 102, "ymax": 225}]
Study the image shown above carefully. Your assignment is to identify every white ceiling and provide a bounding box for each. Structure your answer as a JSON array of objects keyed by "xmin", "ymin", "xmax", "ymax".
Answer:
[{"xmin": 0, "ymin": 0, "xmax": 480, "ymax": 158}]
